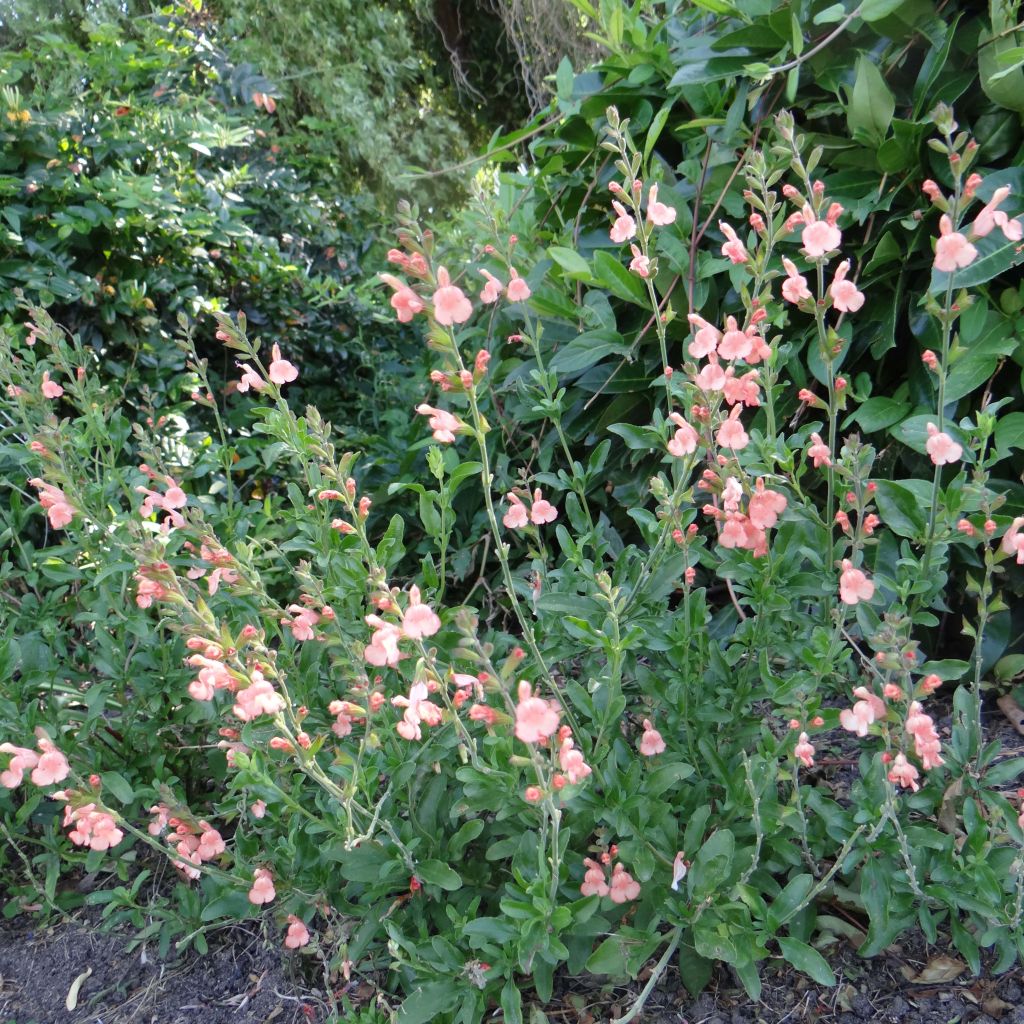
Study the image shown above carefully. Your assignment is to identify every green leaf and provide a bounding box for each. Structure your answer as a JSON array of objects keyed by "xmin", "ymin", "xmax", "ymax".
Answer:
[
  {"xmin": 501, "ymin": 978, "xmax": 523, "ymax": 1024},
  {"xmin": 872, "ymin": 480, "xmax": 928, "ymax": 539},
  {"xmin": 767, "ymin": 873, "xmax": 815, "ymax": 932},
  {"xmin": 861, "ymin": 0, "xmax": 905, "ymax": 20},
  {"xmin": 678, "ymin": 940, "xmax": 714, "ymax": 996},
  {"xmin": 607, "ymin": 422, "xmax": 663, "ymax": 451},
  {"xmin": 778, "ymin": 937, "xmax": 836, "ymax": 986},
  {"xmin": 645, "ymin": 761, "xmax": 695, "ymax": 796},
  {"xmin": 849, "ymin": 397, "xmax": 909, "ymax": 432},
  {"xmin": 555, "ymin": 56, "xmax": 574, "ymax": 101},
  {"xmin": 995, "ymin": 412, "xmax": 1024, "ymax": 453},
  {"xmin": 980, "ymin": 19, "xmax": 1024, "ymax": 113},
  {"xmin": 200, "ymin": 891, "xmax": 255, "ymax": 921},
  {"xmin": 688, "ymin": 829, "xmax": 735, "ymax": 900},
  {"xmin": 847, "ymin": 56, "xmax": 894, "ymax": 146},
  {"xmin": 592, "ymin": 250, "xmax": 647, "ymax": 305},
  {"xmin": 415, "ymin": 860, "xmax": 462, "ymax": 891},
  {"xmin": 549, "ymin": 329, "xmax": 630, "ymax": 375},
  {"xmin": 586, "ymin": 935, "xmax": 629, "ymax": 976},
  {"xmin": 734, "ymin": 958, "xmax": 762, "ymax": 1000},
  {"xmin": 398, "ymin": 983, "xmax": 460, "ymax": 1024},
  {"xmin": 547, "ymin": 245, "xmax": 592, "ymax": 279},
  {"xmin": 643, "ymin": 104, "xmax": 673, "ymax": 167},
  {"xmin": 100, "ymin": 771, "xmax": 135, "ymax": 806}
]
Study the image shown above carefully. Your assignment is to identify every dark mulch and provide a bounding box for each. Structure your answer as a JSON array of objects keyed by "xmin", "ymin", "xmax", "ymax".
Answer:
[
  {"xmin": 2, "ymin": 910, "xmax": 1023, "ymax": 1024},
  {"xmin": 0, "ymin": 916, "xmax": 315, "ymax": 1024},
  {"xmin": 617, "ymin": 940, "xmax": 1024, "ymax": 1024}
]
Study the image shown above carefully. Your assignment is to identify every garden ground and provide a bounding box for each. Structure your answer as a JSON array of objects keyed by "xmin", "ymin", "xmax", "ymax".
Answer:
[{"xmin": 1, "ymin": 913, "xmax": 1022, "ymax": 1024}]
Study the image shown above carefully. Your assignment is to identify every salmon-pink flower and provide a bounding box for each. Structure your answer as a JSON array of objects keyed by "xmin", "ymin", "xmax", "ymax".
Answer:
[
  {"xmin": 794, "ymin": 732, "xmax": 815, "ymax": 768},
  {"xmin": 723, "ymin": 368, "xmax": 761, "ymax": 408},
  {"xmin": 479, "ymin": 269, "xmax": 503, "ymax": 304},
  {"xmin": 514, "ymin": 680, "xmax": 560, "ymax": 744},
  {"xmin": 393, "ymin": 681, "xmax": 439, "ymax": 741},
  {"xmin": 558, "ymin": 736, "xmax": 591, "ymax": 784},
  {"xmin": 748, "ymin": 478, "xmax": 787, "ymax": 529},
  {"xmin": 925, "ymin": 423, "xmax": 962, "ymax": 465},
  {"xmin": 402, "ymin": 585, "xmax": 441, "ymax": 639},
  {"xmin": 888, "ymin": 753, "xmax": 920, "ymax": 792},
  {"xmin": 638, "ymin": 719, "xmax": 666, "ymax": 756},
  {"xmin": 198, "ymin": 826, "xmax": 226, "ymax": 860},
  {"xmin": 524, "ymin": 785, "xmax": 542, "ymax": 802},
  {"xmin": 686, "ymin": 315, "xmax": 720, "ymax": 360},
  {"xmin": 64, "ymin": 804, "xmax": 124, "ymax": 851},
  {"xmin": 232, "ymin": 671, "xmax": 285, "ymax": 722},
  {"xmin": 580, "ymin": 857, "xmax": 609, "ymax": 898},
  {"xmin": 251, "ymin": 800, "xmax": 267, "ymax": 819},
  {"xmin": 716, "ymin": 405, "xmax": 749, "ymax": 450},
  {"xmin": 432, "ymin": 266, "xmax": 473, "ymax": 326},
  {"xmin": 284, "ymin": 915, "xmax": 311, "ymax": 949},
  {"xmin": 529, "ymin": 489, "xmax": 558, "ymax": 525},
  {"xmin": 1001, "ymin": 516, "xmax": 1024, "ymax": 564},
  {"xmin": 415, "ymin": 403, "xmax": 462, "ymax": 443},
  {"xmin": 667, "ymin": 412, "xmax": 699, "ymax": 457},
  {"xmin": 609, "ymin": 200, "xmax": 637, "ymax": 243},
  {"xmin": 807, "ymin": 433, "xmax": 831, "ymax": 468},
  {"xmin": 717, "ymin": 316, "xmax": 753, "ymax": 361},
  {"xmin": 934, "ymin": 215, "xmax": 977, "ymax": 272},
  {"xmin": 469, "ymin": 703, "xmax": 498, "ymax": 726},
  {"xmin": 364, "ymin": 616, "xmax": 403, "ymax": 667},
  {"xmin": 693, "ymin": 357, "xmax": 726, "ymax": 392},
  {"xmin": 972, "ymin": 186, "xmax": 1023, "ymax": 241},
  {"xmin": 248, "ymin": 868, "xmax": 276, "ymax": 905},
  {"xmin": 29, "ymin": 478, "xmax": 76, "ymax": 529},
  {"xmin": 906, "ymin": 701, "xmax": 944, "ymax": 770},
  {"xmin": 609, "ymin": 863, "xmax": 641, "ymax": 903},
  {"xmin": 646, "ymin": 184, "xmax": 676, "ymax": 226},
  {"xmin": 506, "ymin": 268, "xmax": 531, "ymax": 302},
  {"xmin": 839, "ymin": 559, "xmax": 874, "ymax": 606},
  {"xmin": 380, "ymin": 273, "xmax": 426, "ymax": 322},
  {"xmin": 839, "ymin": 693, "xmax": 881, "ymax": 737},
  {"xmin": 628, "ymin": 244, "xmax": 650, "ymax": 277},
  {"xmin": 40, "ymin": 371, "xmax": 64, "ymax": 399},
  {"xmin": 800, "ymin": 206, "xmax": 841, "ymax": 257},
  {"xmin": 236, "ymin": 363, "xmax": 266, "ymax": 392},
  {"xmin": 30, "ymin": 734, "xmax": 69, "ymax": 787},
  {"xmin": 268, "ymin": 345, "xmax": 298, "ymax": 385},
  {"xmin": 503, "ymin": 493, "xmax": 529, "ymax": 529},
  {"xmin": 829, "ymin": 260, "xmax": 865, "ymax": 313},
  {"xmin": 781, "ymin": 257, "xmax": 811, "ymax": 303},
  {"xmin": 0, "ymin": 745, "xmax": 38, "ymax": 789},
  {"xmin": 719, "ymin": 221, "xmax": 748, "ymax": 263}
]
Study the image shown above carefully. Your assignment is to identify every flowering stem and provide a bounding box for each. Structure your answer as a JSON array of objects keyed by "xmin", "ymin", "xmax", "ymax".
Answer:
[{"xmin": 464, "ymin": 382, "xmax": 580, "ymax": 733}]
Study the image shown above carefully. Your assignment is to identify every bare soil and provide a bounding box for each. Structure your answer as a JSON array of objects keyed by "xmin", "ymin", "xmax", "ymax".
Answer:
[
  {"xmin": 0, "ymin": 916, "xmax": 312, "ymax": 1024},
  {"xmin": 1, "ymin": 912, "xmax": 1023, "ymax": 1024}
]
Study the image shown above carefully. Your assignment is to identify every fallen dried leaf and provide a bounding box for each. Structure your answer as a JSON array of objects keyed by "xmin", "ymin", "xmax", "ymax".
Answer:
[
  {"xmin": 997, "ymin": 694, "xmax": 1024, "ymax": 736},
  {"xmin": 938, "ymin": 776, "xmax": 965, "ymax": 835},
  {"xmin": 65, "ymin": 966, "xmax": 92, "ymax": 1011},
  {"xmin": 907, "ymin": 956, "xmax": 967, "ymax": 984},
  {"xmin": 983, "ymin": 996, "xmax": 1014, "ymax": 1017}
]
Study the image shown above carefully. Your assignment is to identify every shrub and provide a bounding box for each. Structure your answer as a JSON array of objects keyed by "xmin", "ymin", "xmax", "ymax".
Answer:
[
  {"xmin": 3, "ymin": 104, "xmax": 1023, "ymax": 1024},
  {"xmin": 0, "ymin": 2, "xmax": 402, "ymax": 410}
]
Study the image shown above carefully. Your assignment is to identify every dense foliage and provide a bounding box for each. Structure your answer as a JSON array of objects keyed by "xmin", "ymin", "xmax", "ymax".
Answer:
[{"xmin": 2, "ymin": 2, "xmax": 1024, "ymax": 1024}]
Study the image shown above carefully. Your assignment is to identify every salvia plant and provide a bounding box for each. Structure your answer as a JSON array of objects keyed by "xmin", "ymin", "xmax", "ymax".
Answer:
[{"xmin": 2, "ymin": 108, "xmax": 1024, "ymax": 1024}]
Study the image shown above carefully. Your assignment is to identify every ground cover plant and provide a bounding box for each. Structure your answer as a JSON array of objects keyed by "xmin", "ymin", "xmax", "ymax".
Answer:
[{"xmin": 4, "ymin": 99, "xmax": 1024, "ymax": 1023}]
